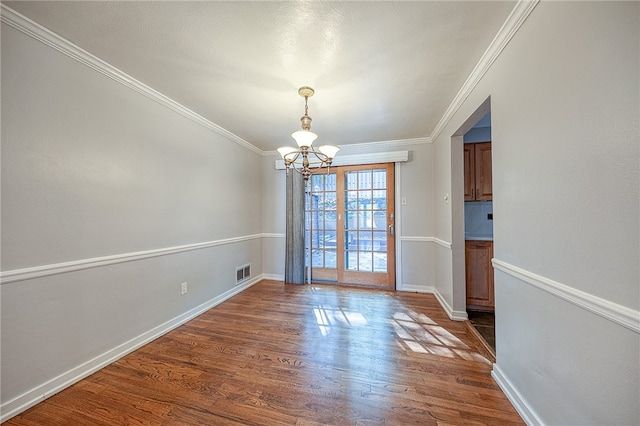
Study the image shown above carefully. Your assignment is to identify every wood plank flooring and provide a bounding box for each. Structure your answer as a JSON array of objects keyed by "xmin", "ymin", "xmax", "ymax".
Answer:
[{"xmin": 4, "ymin": 280, "xmax": 523, "ymax": 425}]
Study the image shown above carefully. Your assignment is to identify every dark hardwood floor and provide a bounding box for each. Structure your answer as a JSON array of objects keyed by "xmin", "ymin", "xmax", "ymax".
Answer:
[
  {"xmin": 468, "ymin": 311, "xmax": 496, "ymax": 350},
  {"xmin": 4, "ymin": 280, "xmax": 522, "ymax": 425}
]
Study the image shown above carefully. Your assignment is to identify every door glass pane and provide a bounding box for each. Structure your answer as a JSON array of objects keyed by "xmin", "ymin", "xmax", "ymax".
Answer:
[
  {"xmin": 311, "ymin": 173, "xmax": 325, "ymax": 191},
  {"xmin": 312, "ymin": 249, "xmax": 323, "ymax": 267},
  {"xmin": 311, "ymin": 230, "xmax": 323, "ymax": 249},
  {"xmin": 346, "ymin": 250, "xmax": 358, "ymax": 270},
  {"xmin": 345, "ymin": 231, "xmax": 356, "ymax": 250},
  {"xmin": 325, "ymin": 174, "xmax": 337, "ymax": 191},
  {"xmin": 345, "ymin": 199, "xmax": 357, "ymax": 230},
  {"xmin": 372, "ymin": 169, "xmax": 386, "ymax": 189},
  {"xmin": 358, "ymin": 170, "xmax": 372, "ymax": 189},
  {"xmin": 359, "ymin": 210, "xmax": 374, "ymax": 230},
  {"xmin": 358, "ymin": 251, "xmax": 373, "ymax": 272},
  {"xmin": 346, "ymin": 172, "xmax": 358, "ymax": 190},
  {"xmin": 373, "ymin": 252, "xmax": 387, "ymax": 272},
  {"xmin": 373, "ymin": 231, "xmax": 387, "ymax": 252},
  {"xmin": 311, "ymin": 192, "xmax": 323, "ymax": 210},
  {"xmin": 325, "ymin": 230, "xmax": 337, "ymax": 248},
  {"xmin": 323, "ymin": 211, "xmax": 337, "ymax": 230},
  {"xmin": 372, "ymin": 190, "xmax": 386, "ymax": 210},
  {"xmin": 325, "ymin": 250, "xmax": 337, "ymax": 269},
  {"xmin": 373, "ymin": 211, "xmax": 386, "ymax": 231},
  {"xmin": 358, "ymin": 231, "xmax": 372, "ymax": 250},
  {"xmin": 357, "ymin": 191, "xmax": 373, "ymax": 210},
  {"xmin": 324, "ymin": 192, "xmax": 337, "ymax": 210}
]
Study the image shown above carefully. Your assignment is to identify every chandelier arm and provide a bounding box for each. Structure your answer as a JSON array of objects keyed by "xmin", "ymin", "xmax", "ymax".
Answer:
[
  {"xmin": 284, "ymin": 151, "xmax": 301, "ymax": 166},
  {"xmin": 288, "ymin": 156, "xmax": 330, "ymax": 168}
]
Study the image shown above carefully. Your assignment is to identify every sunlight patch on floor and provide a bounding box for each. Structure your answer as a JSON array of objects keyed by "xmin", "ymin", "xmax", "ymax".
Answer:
[
  {"xmin": 391, "ymin": 309, "xmax": 489, "ymax": 363},
  {"xmin": 309, "ymin": 299, "xmax": 488, "ymax": 363},
  {"xmin": 313, "ymin": 305, "xmax": 368, "ymax": 336}
]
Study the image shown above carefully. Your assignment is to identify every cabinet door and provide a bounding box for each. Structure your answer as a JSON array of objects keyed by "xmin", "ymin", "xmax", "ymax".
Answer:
[
  {"xmin": 463, "ymin": 145, "xmax": 475, "ymax": 201},
  {"xmin": 474, "ymin": 142, "xmax": 492, "ymax": 201},
  {"xmin": 465, "ymin": 241, "xmax": 494, "ymax": 311}
]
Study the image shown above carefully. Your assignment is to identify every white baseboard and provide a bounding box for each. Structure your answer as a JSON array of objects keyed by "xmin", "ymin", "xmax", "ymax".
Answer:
[
  {"xmin": 396, "ymin": 283, "xmax": 435, "ymax": 293},
  {"xmin": 397, "ymin": 285, "xmax": 467, "ymax": 321},
  {"xmin": 0, "ymin": 275, "xmax": 263, "ymax": 423},
  {"xmin": 432, "ymin": 287, "xmax": 468, "ymax": 321},
  {"xmin": 492, "ymin": 364, "xmax": 542, "ymax": 426},
  {"xmin": 261, "ymin": 273, "xmax": 284, "ymax": 281}
]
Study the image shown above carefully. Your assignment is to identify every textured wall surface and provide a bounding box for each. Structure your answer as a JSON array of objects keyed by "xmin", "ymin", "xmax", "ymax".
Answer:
[
  {"xmin": 433, "ymin": 2, "xmax": 639, "ymax": 424},
  {"xmin": 1, "ymin": 21, "xmax": 263, "ymax": 417}
]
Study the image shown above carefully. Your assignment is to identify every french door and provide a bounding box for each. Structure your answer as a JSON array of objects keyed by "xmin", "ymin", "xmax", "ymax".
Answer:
[{"xmin": 305, "ymin": 163, "xmax": 395, "ymax": 288}]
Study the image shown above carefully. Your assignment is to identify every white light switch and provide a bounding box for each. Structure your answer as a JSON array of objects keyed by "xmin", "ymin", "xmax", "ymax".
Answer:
[{"xmin": 402, "ymin": 197, "xmax": 407, "ymax": 205}]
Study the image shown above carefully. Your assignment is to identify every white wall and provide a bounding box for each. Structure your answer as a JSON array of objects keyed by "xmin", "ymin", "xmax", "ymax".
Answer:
[
  {"xmin": 261, "ymin": 154, "xmax": 287, "ymax": 279},
  {"xmin": 1, "ymin": 19, "xmax": 263, "ymax": 420},
  {"xmin": 433, "ymin": 2, "xmax": 639, "ymax": 424}
]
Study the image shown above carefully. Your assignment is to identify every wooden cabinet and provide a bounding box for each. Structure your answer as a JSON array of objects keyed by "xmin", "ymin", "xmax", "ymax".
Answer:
[
  {"xmin": 465, "ymin": 240, "xmax": 494, "ymax": 312},
  {"xmin": 464, "ymin": 142, "xmax": 492, "ymax": 201}
]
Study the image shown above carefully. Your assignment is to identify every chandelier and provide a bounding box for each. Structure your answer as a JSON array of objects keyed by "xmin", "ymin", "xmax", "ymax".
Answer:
[{"xmin": 277, "ymin": 87, "xmax": 340, "ymax": 181}]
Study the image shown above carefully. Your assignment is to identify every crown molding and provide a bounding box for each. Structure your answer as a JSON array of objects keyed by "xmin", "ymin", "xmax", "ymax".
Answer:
[
  {"xmin": 0, "ymin": 4, "xmax": 262, "ymax": 155},
  {"xmin": 429, "ymin": 0, "xmax": 540, "ymax": 142},
  {"xmin": 339, "ymin": 137, "xmax": 431, "ymax": 152}
]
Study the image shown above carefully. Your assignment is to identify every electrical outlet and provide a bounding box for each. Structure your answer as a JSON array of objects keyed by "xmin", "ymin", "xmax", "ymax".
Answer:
[{"xmin": 180, "ymin": 282, "xmax": 188, "ymax": 295}]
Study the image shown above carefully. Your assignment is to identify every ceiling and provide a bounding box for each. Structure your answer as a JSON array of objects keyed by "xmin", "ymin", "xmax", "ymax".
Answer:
[{"xmin": 3, "ymin": 1, "xmax": 516, "ymax": 152}]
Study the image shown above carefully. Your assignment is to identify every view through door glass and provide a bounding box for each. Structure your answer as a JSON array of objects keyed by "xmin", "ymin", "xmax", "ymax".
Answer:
[{"xmin": 305, "ymin": 163, "xmax": 395, "ymax": 288}]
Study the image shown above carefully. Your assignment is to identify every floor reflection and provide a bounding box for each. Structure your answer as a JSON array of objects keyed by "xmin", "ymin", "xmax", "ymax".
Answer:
[{"xmin": 309, "ymin": 286, "xmax": 490, "ymax": 364}]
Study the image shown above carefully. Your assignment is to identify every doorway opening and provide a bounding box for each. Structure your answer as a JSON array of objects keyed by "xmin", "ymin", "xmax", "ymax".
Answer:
[
  {"xmin": 451, "ymin": 97, "xmax": 495, "ymax": 355},
  {"xmin": 463, "ymin": 113, "xmax": 495, "ymax": 352},
  {"xmin": 305, "ymin": 163, "xmax": 396, "ymax": 289}
]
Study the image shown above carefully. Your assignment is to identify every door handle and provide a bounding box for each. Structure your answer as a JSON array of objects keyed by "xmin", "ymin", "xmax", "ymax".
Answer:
[{"xmin": 389, "ymin": 224, "xmax": 394, "ymax": 237}]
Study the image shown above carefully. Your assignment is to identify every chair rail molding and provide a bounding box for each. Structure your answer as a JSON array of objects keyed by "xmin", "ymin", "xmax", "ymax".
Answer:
[
  {"xmin": 1, "ymin": 234, "xmax": 268, "ymax": 285},
  {"xmin": 400, "ymin": 236, "xmax": 452, "ymax": 249},
  {"xmin": 493, "ymin": 258, "xmax": 640, "ymax": 334}
]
